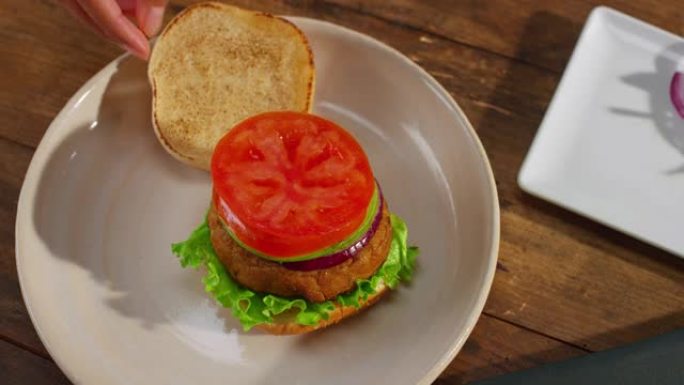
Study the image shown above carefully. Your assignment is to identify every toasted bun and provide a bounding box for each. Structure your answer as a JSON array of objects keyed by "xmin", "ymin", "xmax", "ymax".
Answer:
[
  {"xmin": 257, "ymin": 283, "xmax": 388, "ymax": 335},
  {"xmin": 148, "ymin": 2, "xmax": 315, "ymax": 170}
]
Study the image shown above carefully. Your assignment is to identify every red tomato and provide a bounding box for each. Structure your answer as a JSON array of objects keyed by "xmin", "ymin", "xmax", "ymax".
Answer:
[{"xmin": 211, "ymin": 111, "xmax": 375, "ymax": 258}]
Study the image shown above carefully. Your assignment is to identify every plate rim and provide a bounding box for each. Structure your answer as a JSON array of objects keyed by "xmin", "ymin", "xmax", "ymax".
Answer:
[{"xmin": 16, "ymin": 16, "xmax": 500, "ymax": 385}]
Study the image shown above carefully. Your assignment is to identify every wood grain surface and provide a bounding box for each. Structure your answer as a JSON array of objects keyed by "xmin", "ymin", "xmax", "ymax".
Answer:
[{"xmin": 1, "ymin": 1, "xmax": 683, "ymax": 384}]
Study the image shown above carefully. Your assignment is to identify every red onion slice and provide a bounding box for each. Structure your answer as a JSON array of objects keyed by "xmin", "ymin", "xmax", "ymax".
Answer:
[
  {"xmin": 282, "ymin": 191, "xmax": 384, "ymax": 271},
  {"xmin": 671, "ymin": 71, "xmax": 684, "ymax": 119}
]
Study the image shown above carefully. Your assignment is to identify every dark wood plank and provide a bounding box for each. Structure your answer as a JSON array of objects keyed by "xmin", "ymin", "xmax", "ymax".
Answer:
[
  {"xmin": 0, "ymin": 339, "xmax": 70, "ymax": 385},
  {"xmin": 324, "ymin": 0, "xmax": 684, "ymax": 72},
  {"xmin": 0, "ymin": 137, "xmax": 49, "ymax": 357},
  {"xmin": 437, "ymin": 315, "xmax": 586, "ymax": 384},
  {"xmin": 491, "ymin": 208, "xmax": 684, "ymax": 352},
  {"xmin": 0, "ymin": 1, "xmax": 121, "ymax": 148}
]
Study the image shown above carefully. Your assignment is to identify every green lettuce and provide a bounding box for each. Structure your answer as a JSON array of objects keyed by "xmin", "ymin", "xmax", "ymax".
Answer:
[{"xmin": 171, "ymin": 213, "xmax": 418, "ymax": 331}]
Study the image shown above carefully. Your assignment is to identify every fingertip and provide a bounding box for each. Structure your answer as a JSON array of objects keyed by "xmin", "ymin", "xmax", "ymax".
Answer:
[
  {"xmin": 121, "ymin": 37, "xmax": 150, "ymax": 60},
  {"xmin": 131, "ymin": 43, "xmax": 150, "ymax": 61},
  {"xmin": 124, "ymin": 22, "xmax": 151, "ymax": 60}
]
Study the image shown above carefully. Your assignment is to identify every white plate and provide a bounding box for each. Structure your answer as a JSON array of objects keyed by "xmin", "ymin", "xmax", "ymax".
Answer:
[
  {"xmin": 519, "ymin": 7, "xmax": 684, "ymax": 257},
  {"xmin": 17, "ymin": 17, "xmax": 499, "ymax": 385}
]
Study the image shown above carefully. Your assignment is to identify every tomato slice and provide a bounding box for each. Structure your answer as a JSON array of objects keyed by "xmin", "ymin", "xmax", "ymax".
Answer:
[{"xmin": 211, "ymin": 111, "xmax": 375, "ymax": 258}]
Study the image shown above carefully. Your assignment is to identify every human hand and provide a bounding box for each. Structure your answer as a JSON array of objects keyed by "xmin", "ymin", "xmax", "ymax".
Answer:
[{"xmin": 59, "ymin": 0, "xmax": 168, "ymax": 60}]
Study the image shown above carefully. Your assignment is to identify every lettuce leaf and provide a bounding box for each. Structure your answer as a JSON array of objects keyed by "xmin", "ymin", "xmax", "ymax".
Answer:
[{"xmin": 171, "ymin": 213, "xmax": 418, "ymax": 331}]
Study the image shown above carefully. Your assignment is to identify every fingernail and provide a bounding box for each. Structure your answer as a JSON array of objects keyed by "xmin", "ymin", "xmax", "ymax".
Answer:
[{"xmin": 143, "ymin": 6, "xmax": 165, "ymax": 37}]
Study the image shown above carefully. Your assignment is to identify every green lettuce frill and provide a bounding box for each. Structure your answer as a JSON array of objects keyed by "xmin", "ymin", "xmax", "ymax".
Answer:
[{"xmin": 171, "ymin": 213, "xmax": 418, "ymax": 331}]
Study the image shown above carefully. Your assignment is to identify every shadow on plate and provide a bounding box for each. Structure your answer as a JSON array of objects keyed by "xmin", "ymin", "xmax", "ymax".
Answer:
[
  {"xmin": 610, "ymin": 42, "xmax": 684, "ymax": 175},
  {"xmin": 32, "ymin": 55, "xmax": 208, "ymax": 329}
]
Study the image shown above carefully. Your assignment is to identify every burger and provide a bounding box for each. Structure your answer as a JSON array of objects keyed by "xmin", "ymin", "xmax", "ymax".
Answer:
[{"xmin": 172, "ymin": 111, "xmax": 418, "ymax": 334}]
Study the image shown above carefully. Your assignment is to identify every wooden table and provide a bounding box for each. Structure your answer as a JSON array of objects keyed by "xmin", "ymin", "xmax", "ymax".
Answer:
[{"xmin": 1, "ymin": 1, "xmax": 683, "ymax": 383}]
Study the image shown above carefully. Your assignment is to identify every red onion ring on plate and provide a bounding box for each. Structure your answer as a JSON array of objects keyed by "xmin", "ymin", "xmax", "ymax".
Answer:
[{"xmin": 671, "ymin": 71, "xmax": 684, "ymax": 119}]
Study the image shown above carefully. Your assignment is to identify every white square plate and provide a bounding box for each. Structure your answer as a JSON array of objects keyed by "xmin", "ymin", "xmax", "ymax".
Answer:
[{"xmin": 519, "ymin": 7, "xmax": 684, "ymax": 257}]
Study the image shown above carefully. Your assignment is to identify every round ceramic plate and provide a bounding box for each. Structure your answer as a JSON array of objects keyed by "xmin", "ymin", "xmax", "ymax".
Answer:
[{"xmin": 16, "ymin": 17, "xmax": 499, "ymax": 385}]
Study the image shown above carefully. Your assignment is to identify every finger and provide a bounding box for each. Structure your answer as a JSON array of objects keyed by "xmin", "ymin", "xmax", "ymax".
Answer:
[
  {"xmin": 136, "ymin": 0, "xmax": 167, "ymax": 37},
  {"xmin": 58, "ymin": 0, "xmax": 112, "ymax": 39},
  {"xmin": 117, "ymin": 0, "xmax": 136, "ymax": 9},
  {"xmin": 75, "ymin": 0, "xmax": 149, "ymax": 59},
  {"xmin": 117, "ymin": 0, "xmax": 136, "ymax": 18}
]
